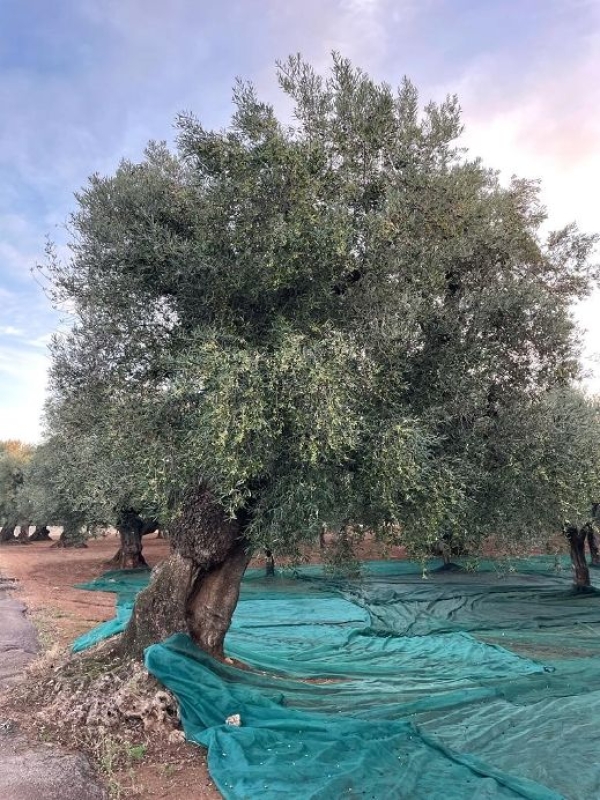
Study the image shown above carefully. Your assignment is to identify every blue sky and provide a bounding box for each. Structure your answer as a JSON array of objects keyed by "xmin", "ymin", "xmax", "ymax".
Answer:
[{"xmin": 1, "ymin": 0, "xmax": 599, "ymax": 442}]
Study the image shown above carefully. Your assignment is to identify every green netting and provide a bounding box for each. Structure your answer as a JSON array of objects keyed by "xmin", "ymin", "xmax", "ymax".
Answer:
[
  {"xmin": 72, "ymin": 568, "xmax": 150, "ymax": 653},
  {"xmin": 73, "ymin": 558, "xmax": 600, "ymax": 799}
]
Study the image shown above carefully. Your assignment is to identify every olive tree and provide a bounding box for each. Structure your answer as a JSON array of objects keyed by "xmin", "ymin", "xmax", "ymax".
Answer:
[
  {"xmin": 26, "ymin": 396, "xmax": 163, "ymax": 559},
  {"xmin": 42, "ymin": 55, "xmax": 598, "ymax": 656},
  {"xmin": 0, "ymin": 441, "xmax": 33, "ymax": 542}
]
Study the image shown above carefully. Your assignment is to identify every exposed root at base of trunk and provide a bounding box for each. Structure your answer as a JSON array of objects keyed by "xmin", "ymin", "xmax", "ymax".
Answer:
[
  {"xmin": 8, "ymin": 643, "xmax": 184, "ymax": 760},
  {"xmin": 105, "ymin": 548, "xmax": 149, "ymax": 569}
]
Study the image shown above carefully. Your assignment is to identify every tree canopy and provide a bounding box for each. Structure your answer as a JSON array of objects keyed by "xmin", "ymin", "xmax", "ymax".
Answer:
[{"xmin": 40, "ymin": 54, "xmax": 599, "ymax": 566}]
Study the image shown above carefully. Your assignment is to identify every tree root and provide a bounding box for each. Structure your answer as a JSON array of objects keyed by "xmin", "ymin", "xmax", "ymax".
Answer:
[{"xmin": 14, "ymin": 645, "xmax": 182, "ymax": 754}]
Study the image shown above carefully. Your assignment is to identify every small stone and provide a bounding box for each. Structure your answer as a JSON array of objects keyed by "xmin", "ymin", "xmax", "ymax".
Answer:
[
  {"xmin": 225, "ymin": 713, "xmax": 241, "ymax": 727},
  {"xmin": 168, "ymin": 729, "xmax": 186, "ymax": 744}
]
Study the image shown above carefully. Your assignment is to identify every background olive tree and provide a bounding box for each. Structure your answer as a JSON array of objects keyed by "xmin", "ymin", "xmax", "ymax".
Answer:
[{"xmin": 0, "ymin": 440, "xmax": 33, "ymax": 541}]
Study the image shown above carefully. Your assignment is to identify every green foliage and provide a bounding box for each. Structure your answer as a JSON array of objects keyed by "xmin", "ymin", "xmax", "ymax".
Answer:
[
  {"xmin": 17, "ymin": 437, "xmax": 91, "ymax": 534},
  {"xmin": 39, "ymin": 54, "xmax": 599, "ymax": 555},
  {"xmin": 163, "ymin": 326, "xmax": 458, "ymax": 550},
  {"xmin": 0, "ymin": 440, "xmax": 33, "ymax": 526},
  {"xmin": 476, "ymin": 389, "xmax": 600, "ymax": 536}
]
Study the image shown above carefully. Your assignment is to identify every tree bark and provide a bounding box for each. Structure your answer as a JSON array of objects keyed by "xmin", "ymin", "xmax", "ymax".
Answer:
[
  {"xmin": 431, "ymin": 531, "xmax": 464, "ymax": 571},
  {"xmin": 122, "ymin": 485, "xmax": 251, "ymax": 660},
  {"xmin": 119, "ymin": 553, "xmax": 192, "ymax": 660},
  {"xmin": 566, "ymin": 525, "xmax": 591, "ymax": 589},
  {"xmin": 265, "ymin": 548, "xmax": 275, "ymax": 577},
  {"xmin": 116, "ymin": 527, "xmax": 147, "ymax": 569},
  {"xmin": 319, "ymin": 524, "xmax": 326, "ymax": 550},
  {"xmin": 17, "ymin": 524, "xmax": 30, "ymax": 542},
  {"xmin": 29, "ymin": 525, "xmax": 51, "ymax": 541},
  {"xmin": 52, "ymin": 524, "xmax": 88, "ymax": 548},
  {"xmin": 108, "ymin": 510, "xmax": 149, "ymax": 569},
  {"xmin": 586, "ymin": 523, "xmax": 600, "ymax": 566},
  {"xmin": 0, "ymin": 525, "xmax": 16, "ymax": 543},
  {"xmin": 186, "ymin": 536, "xmax": 251, "ymax": 657},
  {"xmin": 441, "ymin": 541, "xmax": 451, "ymax": 566}
]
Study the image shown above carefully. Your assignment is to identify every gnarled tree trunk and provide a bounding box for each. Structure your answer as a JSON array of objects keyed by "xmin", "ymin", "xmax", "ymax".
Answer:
[
  {"xmin": 29, "ymin": 525, "xmax": 51, "ymax": 541},
  {"xmin": 172, "ymin": 487, "xmax": 252, "ymax": 659},
  {"xmin": 566, "ymin": 525, "xmax": 591, "ymax": 589},
  {"xmin": 0, "ymin": 524, "xmax": 16, "ymax": 543},
  {"xmin": 319, "ymin": 524, "xmax": 326, "ymax": 550},
  {"xmin": 122, "ymin": 485, "xmax": 251, "ymax": 660},
  {"xmin": 116, "ymin": 526, "xmax": 147, "ymax": 569},
  {"xmin": 186, "ymin": 535, "xmax": 250, "ymax": 657},
  {"xmin": 586, "ymin": 523, "xmax": 600, "ymax": 566},
  {"xmin": 119, "ymin": 553, "xmax": 192, "ymax": 659},
  {"xmin": 52, "ymin": 523, "xmax": 88, "ymax": 548},
  {"xmin": 17, "ymin": 524, "xmax": 30, "ymax": 542},
  {"xmin": 431, "ymin": 531, "xmax": 464, "ymax": 571},
  {"xmin": 108, "ymin": 510, "xmax": 149, "ymax": 569},
  {"xmin": 265, "ymin": 548, "xmax": 275, "ymax": 577}
]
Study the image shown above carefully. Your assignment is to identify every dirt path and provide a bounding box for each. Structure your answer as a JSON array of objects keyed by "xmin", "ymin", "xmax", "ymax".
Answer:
[
  {"xmin": 0, "ymin": 576, "xmax": 38, "ymax": 689},
  {"xmin": 0, "ymin": 535, "xmax": 220, "ymax": 800},
  {"xmin": 0, "ymin": 572, "xmax": 107, "ymax": 800}
]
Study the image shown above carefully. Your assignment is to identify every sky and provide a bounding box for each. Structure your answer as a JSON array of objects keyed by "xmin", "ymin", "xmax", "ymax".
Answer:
[{"xmin": 0, "ymin": 0, "xmax": 599, "ymax": 443}]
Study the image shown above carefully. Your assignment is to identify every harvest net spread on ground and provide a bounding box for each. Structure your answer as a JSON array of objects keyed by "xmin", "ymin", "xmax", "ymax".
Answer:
[{"xmin": 72, "ymin": 557, "xmax": 600, "ymax": 799}]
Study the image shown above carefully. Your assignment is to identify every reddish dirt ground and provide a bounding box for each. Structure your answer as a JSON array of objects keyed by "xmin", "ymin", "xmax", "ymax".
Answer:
[
  {"xmin": 0, "ymin": 533, "xmax": 168, "ymax": 648},
  {"xmin": 0, "ymin": 533, "xmax": 221, "ymax": 800}
]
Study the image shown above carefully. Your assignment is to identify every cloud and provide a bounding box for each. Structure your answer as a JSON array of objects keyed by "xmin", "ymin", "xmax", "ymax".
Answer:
[
  {"xmin": 431, "ymin": 5, "xmax": 600, "ymax": 388},
  {"xmin": 262, "ymin": 0, "xmax": 420, "ymax": 74},
  {"xmin": 319, "ymin": 0, "xmax": 390, "ymax": 66},
  {"xmin": 0, "ymin": 325, "xmax": 24, "ymax": 337},
  {"xmin": 0, "ymin": 240, "xmax": 37, "ymax": 278},
  {"xmin": 441, "ymin": 6, "xmax": 600, "ymax": 225},
  {"xmin": 0, "ymin": 286, "xmax": 15, "ymax": 302},
  {"xmin": 27, "ymin": 333, "xmax": 54, "ymax": 349},
  {"xmin": 0, "ymin": 342, "xmax": 49, "ymax": 443},
  {"xmin": 0, "ymin": 291, "xmax": 56, "ymax": 443}
]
